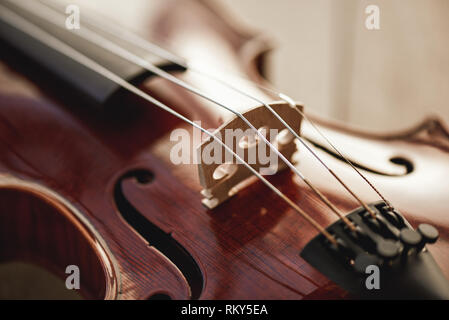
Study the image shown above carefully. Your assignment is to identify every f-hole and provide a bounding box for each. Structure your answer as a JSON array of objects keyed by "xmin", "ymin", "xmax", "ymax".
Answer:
[
  {"xmin": 113, "ymin": 169, "xmax": 203, "ymax": 300},
  {"xmin": 304, "ymin": 138, "xmax": 414, "ymax": 176}
]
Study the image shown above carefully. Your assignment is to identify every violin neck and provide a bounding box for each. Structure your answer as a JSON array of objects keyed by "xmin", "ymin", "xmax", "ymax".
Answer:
[{"xmin": 0, "ymin": 0, "xmax": 181, "ymax": 108}]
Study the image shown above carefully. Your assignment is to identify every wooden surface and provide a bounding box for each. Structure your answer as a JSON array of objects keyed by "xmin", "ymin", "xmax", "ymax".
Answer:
[{"xmin": 0, "ymin": 0, "xmax": 448, "ymax": 299}]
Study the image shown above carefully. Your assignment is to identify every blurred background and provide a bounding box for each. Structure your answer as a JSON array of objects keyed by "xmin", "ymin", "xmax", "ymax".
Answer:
[
  {"xmin": 226, "ymin": 0, "xmax": 449, "ymax": 131},
  {"xmin": 79, "ymin": 0, "xmax": 449, "ymax": 131}
]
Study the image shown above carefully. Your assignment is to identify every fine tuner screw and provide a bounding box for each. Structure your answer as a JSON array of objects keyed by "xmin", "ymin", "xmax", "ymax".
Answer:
[
  {"xmin": 376, "ymin": 239, "xmax": 400, "ymax": 261},
  {"xmin": 417, "ymin": 223, "xmax": 439, "ymax": 250},
  {"xmin": 400, "ymin": 228, "xmax": 422, "ymax": 256}
]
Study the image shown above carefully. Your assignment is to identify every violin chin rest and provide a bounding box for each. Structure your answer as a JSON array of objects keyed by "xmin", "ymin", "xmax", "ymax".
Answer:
[{"xmin": 301, "ymin": 201, "xmax": 449, "ymax": 299}]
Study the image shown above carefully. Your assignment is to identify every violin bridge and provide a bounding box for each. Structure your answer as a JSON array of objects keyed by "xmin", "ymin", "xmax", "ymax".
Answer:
[{"xmin": 197, "ymin": 102, "xmax": 303, "ymax": 209}]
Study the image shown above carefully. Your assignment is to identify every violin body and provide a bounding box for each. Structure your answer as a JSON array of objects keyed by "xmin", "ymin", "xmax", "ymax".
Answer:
[{"xmin": 0, "ymin": 0, "xmax": 448, "ymax": 300}]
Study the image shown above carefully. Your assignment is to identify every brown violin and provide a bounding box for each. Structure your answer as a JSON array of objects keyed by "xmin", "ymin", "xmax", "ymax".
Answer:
[{"xmin": 0, "ymin": 0, "xmax": 449, "ymax": 300}]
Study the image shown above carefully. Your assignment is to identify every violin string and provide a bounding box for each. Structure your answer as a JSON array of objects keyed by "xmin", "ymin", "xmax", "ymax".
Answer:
[
  {"xmin": 278, "ymin": 93, "xmax": 394, "ymax": 211},
  {"xmin": 188, "ymin": 70, "xmax": 394, "ymax": 215},
  {"xmin": 56, "ymin": 0, "xmax": 393, "ymax": 216},
  {"xmin": 174, "ymin": 70, "xmax": 380, "ymax": 219},
  {"xmin": 0, "ymin": 2, "xmax": 338, "ymax": 244},
  {"xmin": 39, "ymin": 0, "xmax": 393, "ymax": 214},
  {"xmin": 21, "ymin": 0, "xmax": 357, "ymax": 230}
]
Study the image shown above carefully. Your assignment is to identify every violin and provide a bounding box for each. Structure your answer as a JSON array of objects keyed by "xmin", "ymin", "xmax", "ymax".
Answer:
[{"xmin": 0, "ymin": 0, "xmax": 449, "ymax": 300}]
